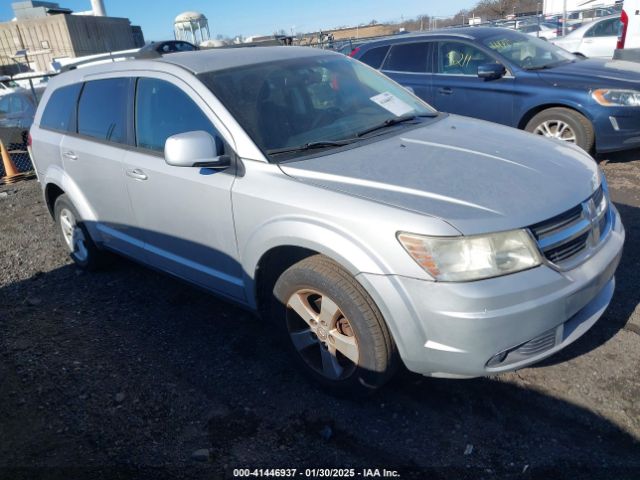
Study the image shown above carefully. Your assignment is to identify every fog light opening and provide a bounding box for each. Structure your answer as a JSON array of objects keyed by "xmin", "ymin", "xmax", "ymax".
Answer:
[{"xmin": 486, "ymin": 350, "xmax": 508, "ymax": 367}]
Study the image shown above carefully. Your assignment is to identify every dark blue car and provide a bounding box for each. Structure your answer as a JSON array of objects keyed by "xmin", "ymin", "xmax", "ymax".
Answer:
[{"xmin": 352, "ymin": 28, "xmax": 640, "ymax": 153}]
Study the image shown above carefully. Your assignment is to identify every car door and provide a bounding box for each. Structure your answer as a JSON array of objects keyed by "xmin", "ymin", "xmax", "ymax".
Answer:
[
  {"xmin": 123, "ymin": 75, "xmax": 244, "ymax": 300},
  {"xmin": 380, "ymin": 41, "xmax": 434, "ymax": 104},
  {"xmin": 59, "ymin": 77, "xmax": 143, "ymax": 258},
  {"xmin": 431, "ymin": 40, "xmax": 514, "ymax": 126},
  {"xmin": 581, "ymin": 17, "xmax": 620, "ymax": 57}
]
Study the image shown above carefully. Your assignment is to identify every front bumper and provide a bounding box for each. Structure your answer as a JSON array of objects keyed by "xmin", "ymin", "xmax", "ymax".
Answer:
[
  {"xmin": 358, "ymin": 206, "xmax": 625, "ymax": 378},
  {"xmin": 593, "ymin": 106, "xmax": 640, "ymax": 153}
]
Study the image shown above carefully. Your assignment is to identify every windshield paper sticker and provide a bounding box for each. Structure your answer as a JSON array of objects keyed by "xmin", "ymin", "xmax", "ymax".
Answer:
[{"xmin": 370, "ymin": 92, "xmax": 414, "ymax": 117}]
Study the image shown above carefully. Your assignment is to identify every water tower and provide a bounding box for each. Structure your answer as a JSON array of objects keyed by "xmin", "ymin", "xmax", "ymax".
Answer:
[{"xmin": 174, "ymin": 11, "xmax": 210, "ymax": 45}]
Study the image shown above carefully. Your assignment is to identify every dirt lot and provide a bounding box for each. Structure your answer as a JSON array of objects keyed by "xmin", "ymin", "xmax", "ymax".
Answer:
[{"xmin": 1, "ymin": 152, "xmax": 639, "ymax": 480}]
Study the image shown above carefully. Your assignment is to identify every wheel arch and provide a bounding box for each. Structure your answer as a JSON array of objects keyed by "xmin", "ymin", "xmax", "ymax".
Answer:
[
  {"xmin": 517, "ymin": 102, "xmax": 594, "ymax": 130},
  {"xmin": 243, "ymin": 219, "xmax": 392, "ymax": 314},
  {"xmin": 44, "ymin": 182, "xmax": 65, "ymax": 217},
  {"xmin": 42, "ymin": 165, "xmax": 98, "ymax": 223}
]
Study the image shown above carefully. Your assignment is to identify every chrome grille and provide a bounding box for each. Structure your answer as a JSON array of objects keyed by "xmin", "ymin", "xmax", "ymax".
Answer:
[{"xmin": 529, "ymin": 185, "xmax": 610, "ymax": 267}]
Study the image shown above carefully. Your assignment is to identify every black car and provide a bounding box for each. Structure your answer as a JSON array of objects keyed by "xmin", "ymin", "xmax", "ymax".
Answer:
[
  {"xmin": 138, "ymin": 41, "xmax": 199, "ymax": 56},
  {"xmin": 0, "ymin": 88, "xmax": 43, "ymax": 148}
]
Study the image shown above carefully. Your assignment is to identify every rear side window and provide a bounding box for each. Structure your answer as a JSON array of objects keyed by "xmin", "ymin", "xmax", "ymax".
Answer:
[
  {"xmin": 77, "ymin": 78, "xmax": 130, "ymax": 144},
  {"xmin": 40, "ymin": 83, "xmax": 82, "ymax": 132},
  {"xmin": 383, "ymin": 42, "xmax": 430, "ymax": 73},
  {"xmin": 359, "ymin": 46, "xmax": 390, "ymax": 69},
  {"xmin": 135, "ymin": 78, "xmax": 219, "ymax": 152},
  {"xmin": 586, "ymin": 18, "xmax": 620, "ymax": 37}
]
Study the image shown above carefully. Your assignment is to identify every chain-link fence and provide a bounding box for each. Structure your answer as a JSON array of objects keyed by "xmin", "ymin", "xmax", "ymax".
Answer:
[{"xmin": 0, "ymin": 147, "xmax": 33, "ymax": 178}]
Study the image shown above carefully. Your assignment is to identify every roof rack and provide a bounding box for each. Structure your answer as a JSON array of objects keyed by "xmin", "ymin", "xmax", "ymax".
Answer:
[{"xmin": 60, "ymin": 50, "xmax": 161, "ymax": 72}]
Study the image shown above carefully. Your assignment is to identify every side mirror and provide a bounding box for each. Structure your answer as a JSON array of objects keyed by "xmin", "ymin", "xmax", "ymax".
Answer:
[
  {"xmin": 477, "ymin": 63, "xmax": 507, "ymax": 80},
  {"xmin": 404, "ymin": 86, "xmax": 415, "ymax": 94},
  {"xmin": 164, "ymin": 130, "xmax": 231, "ymax": 170}
]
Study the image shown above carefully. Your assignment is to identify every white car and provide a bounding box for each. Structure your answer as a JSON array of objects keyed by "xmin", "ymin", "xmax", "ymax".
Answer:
[
  {"xmin": 0, "ymin": 75, "xmax": 21, "ymax": 96},
  {"xmin": 519, "ymin": 23, "xmax": 559, "ymax": 40},
  {"xmin": 553, "ymin": 15, "xmax": 621, "ymax": 58}
]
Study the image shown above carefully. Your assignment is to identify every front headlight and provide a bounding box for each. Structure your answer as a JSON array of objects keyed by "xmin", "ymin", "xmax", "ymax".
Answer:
[
  {"xmin": 397, "ymin": 230, "xmax": 542, "ymax": 282},
  {"xmin": 592, "ymin": 89, "xmax": 640, "ymax": 107}
]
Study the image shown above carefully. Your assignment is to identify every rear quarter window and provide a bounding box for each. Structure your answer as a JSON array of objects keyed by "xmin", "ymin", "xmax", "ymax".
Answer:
[
  {"xmin": 358, "ymin": 46, "xmax": 390, "ymax": 69},
  {"xmin": 40, "ymin": 83, "xmax": 82, "ymax": 132}
]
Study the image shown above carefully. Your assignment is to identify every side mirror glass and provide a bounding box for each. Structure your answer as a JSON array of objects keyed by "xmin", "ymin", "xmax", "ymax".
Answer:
[
  {"xmin": 477, "ymin": 63, "xmax": 507, "ymax": 80},
  {"xmin": 164, "ymin": 130, "xmax": 230, "ymax": 170}
]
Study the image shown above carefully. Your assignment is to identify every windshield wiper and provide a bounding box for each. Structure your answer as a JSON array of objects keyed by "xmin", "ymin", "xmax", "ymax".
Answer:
[
  {"xmin": 266, "ymin": 113, "xmax": 436, "ymax": 156},
  {"xmin": 524, "ymin": 60, "xmax": 572, "ymax": 71},
  {"xmin": 266, "ymin": 140, "xmax": 355, "ymax": 156},
  {"xmin": 354, "ymin": 114, "xmax": 434, "ymax": 138}
]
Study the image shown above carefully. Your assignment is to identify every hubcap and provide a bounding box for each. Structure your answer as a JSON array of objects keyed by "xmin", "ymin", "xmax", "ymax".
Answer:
[
  {"xmin": 59, "ymin": 208, "xmax": 88, "ymax": 262},
  {"xmin": 286, "ymin": 289, "xmax": 359, "ymax": 381},
  {"xmin": 533, "ymin": 120, "xmax": 577, "ymax": 143}
]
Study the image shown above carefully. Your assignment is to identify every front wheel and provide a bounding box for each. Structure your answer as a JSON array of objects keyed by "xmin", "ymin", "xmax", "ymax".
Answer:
[
  {"xmin": 272, "ymin": 255, "xmax": 398, "ymax": 396},
  {"xmin": 525, "ymin": 107, "xmax": 595, "ymax": 153}
]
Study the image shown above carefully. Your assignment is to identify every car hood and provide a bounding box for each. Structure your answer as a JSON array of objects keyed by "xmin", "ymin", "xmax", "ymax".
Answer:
[
  {"xmin": 279, "ymin": 115, "xmax": 599, "ymax": 235},
  {"xmin": 537, "ymin": 58, "xmax": 640, "ymax": 87}
]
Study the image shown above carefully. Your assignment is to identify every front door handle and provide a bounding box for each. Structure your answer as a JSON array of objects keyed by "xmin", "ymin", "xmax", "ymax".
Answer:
[
  {"xmin": 63, "ymin": 151, "xmax": 77, "ymax": 160},
  {"xmin": 126, "ymin": 168, "xmax": 148, "ymax": 181},
  {"xmin": 438, "ymin": 87, "xmax": 453, "ymax": 95}
]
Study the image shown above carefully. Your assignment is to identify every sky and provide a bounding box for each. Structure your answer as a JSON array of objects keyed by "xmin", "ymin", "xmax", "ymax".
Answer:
[{"xmin": 0, "ymin": 0, "xmax": 478, "ymax": 41}]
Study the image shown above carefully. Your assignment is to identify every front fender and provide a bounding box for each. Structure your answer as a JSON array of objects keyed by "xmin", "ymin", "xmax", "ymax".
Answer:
[{"xmin": 240, "ymin": 215, "xmax": 394, "ymax": 309}]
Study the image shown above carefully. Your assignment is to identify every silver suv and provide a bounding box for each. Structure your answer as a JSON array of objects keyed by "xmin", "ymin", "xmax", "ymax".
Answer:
[{"xmin": 30, "ymin": 47, "xmax": 625, "ymax": 395}]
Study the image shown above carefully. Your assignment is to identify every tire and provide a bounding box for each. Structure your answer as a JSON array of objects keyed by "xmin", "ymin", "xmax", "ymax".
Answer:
[
  {"xmin": 272, "ymin": 255, "xmax": 398, "ymax": 396},
  {"xmin": 525, "ymin": 107, "xmax": 595, "ymax": 153},
  {"xmin": 54, "ymin": 194, "xmax": 108, "ymax": 270}
]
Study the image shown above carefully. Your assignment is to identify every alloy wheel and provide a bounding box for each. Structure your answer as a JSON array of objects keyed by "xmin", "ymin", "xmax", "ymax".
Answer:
[
  {"xmin": 533, "ymin": 120, "xmax": 577, "ymax": 143},
  {"xmin": 59, "ymin": 208, "xmax": 89, "ymax": 262},
  {"xmin": 286, "ymin": 289, "xmax": 359, "ymax": 380}
]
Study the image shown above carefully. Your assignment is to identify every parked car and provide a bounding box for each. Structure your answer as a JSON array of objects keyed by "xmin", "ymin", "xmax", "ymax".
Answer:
[
  {"xmin": 0, "ymin": 75, "xmax": 20, "ymax": 95},
  {"xmin": 553, "ymin": 15, "xmax": 621, "ymax": 57},
  {"xmin": 353, "ymin": 28, "xmax": 640, "ymax": 153},
  {"xmin": 615, "ymin": 0, "xmax": 640, "ymax": 58},
  {"xmin": 0, "ymin": 88, "xmax": 43, "ymax": 148},
  {"xmin": 518, "ymin": 22, "xmax": 560, "ymax": 39},
  {"xmin": 138, "ymin": 40, "xmax": 199, "ymax": 56},
  {"xmin": 30, "ymin": 47, "xmax": 624, "ymax": 394}
]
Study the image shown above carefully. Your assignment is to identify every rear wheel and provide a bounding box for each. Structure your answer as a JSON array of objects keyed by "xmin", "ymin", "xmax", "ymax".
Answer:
[
  {"xmin": 272, "ymin": 255, "xmax": 398, "ymax": 396},
  {"xmin": 525, "ymin": 107, "xmax": 595, "ymax": 153},
  {"xmin": 54, "ymin": 194, "xmax": 108, "ymax": 270}
]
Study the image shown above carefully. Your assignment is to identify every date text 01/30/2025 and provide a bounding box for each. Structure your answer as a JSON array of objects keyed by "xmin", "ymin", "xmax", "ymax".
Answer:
[{"xmin": 232, "ymin": 468, "xmax": 401, "ymax": 478}]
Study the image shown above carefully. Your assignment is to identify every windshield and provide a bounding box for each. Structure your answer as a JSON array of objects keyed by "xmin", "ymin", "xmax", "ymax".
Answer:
[
  {"xmin": 199, "ymin": 55, "xmax": 435, "ymax": 158},
  {"xmin": 483, "ymin": 30, "xmax": 575, "ymax": 70}
]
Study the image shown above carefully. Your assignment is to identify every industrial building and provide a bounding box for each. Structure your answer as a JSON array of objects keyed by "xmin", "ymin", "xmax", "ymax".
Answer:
[{"xmin": 0, "ymin": 1, "xmax": 144, "ymax": 74}]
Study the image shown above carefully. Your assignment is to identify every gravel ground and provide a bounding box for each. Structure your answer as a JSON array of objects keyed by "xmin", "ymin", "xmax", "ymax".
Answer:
[{"xmin": 1, "ymin": 152, "xmax": 639, "ymax": 480}]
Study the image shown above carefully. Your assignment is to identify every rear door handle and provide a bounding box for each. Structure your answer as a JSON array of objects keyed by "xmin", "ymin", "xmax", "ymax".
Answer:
[
  {"xmin": 63, "ymin": 151, "xmax": 77, "ymax": 160},
  {"xmin": 126, "ymin": 169, "xmax": 148, "ymax": 181},
  {"xmin": 438, "ymin": 87, "xmax": 453, "ymax": 95}
]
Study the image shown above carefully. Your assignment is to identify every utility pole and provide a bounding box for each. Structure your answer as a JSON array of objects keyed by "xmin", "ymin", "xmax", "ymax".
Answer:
[{"xmin": 562, "ymin": 0, "xmax": 567, "ymax": 36}]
